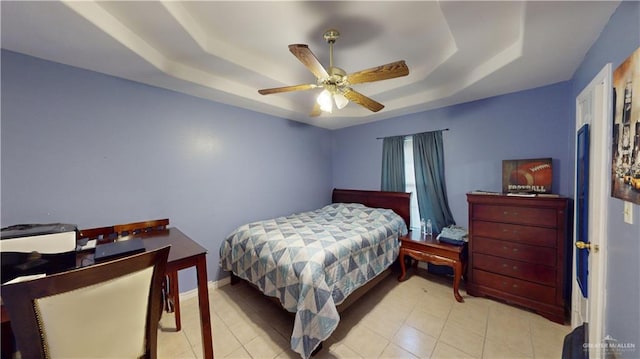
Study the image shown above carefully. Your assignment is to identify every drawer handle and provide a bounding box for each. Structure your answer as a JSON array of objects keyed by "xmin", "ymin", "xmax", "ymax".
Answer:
[
  {"xmin": 501, "ymin": 264, "xmax": 519, "ymax": 271},
  {"xmin": 513, "ymin": 248, "xmax": 519, "ymax": 252},
  {"xmin": 503, "ymin": 211, "xmax": 519, "ymax": 217},
  {"xmin": 502, "ymin": 282, "xmax": 519, "ymax": 289},
  {"xmin": 502, "ymin": 246, "xmax": 519, "ymax": 252}
]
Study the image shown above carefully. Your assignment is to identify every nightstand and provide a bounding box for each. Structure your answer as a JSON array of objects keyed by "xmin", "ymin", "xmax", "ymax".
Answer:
[{"xmin": 398, "ymin": 230, "xmax": 467, "ymax": 302}]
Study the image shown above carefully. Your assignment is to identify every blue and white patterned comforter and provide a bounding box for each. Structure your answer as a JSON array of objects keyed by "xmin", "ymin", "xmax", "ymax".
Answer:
[{"xmin": 219, "ymin": 203, "xmax": 407, "ymax": 358}]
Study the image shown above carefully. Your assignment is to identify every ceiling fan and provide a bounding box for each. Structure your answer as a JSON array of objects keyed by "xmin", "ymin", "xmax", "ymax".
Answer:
[{"xmin": 258, "ymin": 29, "xmax": 409, "ymax": 116}]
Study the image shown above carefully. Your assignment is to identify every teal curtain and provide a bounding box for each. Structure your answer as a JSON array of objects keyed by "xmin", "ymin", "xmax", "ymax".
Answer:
[
  {"xmin": 413, "ymin": 131, "xmax": 455, "ymax": 232},
  {"xmin": 381, "ymin": 136, "xmax": 405, "ymax": 192}
]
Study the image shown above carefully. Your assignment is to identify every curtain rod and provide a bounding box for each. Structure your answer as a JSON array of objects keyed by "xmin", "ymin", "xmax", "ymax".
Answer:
[{"xmin": 376, "ymin": 128, "xmax": 449, "ymax": 140}]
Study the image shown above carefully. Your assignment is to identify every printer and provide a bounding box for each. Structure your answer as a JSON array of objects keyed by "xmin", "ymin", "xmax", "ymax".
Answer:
[{"xmin": 1, "ymin": 223, "xmax": 78, "ymax": 283}]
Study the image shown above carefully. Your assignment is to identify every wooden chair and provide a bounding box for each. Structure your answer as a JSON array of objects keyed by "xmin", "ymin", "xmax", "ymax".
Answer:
[
  {"xmin": 112, "ymin": 219, "xmax": 182, "ymax": 331},
  {"xmin": 1, "ymin": 246, "xmax": 170, "ymax": 359}
]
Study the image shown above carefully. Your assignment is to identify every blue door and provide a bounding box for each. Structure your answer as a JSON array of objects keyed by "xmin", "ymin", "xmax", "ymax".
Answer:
[{"xmin": 576, "ymin": 124, "xmax": 590, "ymax": 298}]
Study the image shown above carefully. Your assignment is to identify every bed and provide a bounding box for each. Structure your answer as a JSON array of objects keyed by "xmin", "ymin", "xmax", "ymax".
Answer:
[{"xmin": 219, "ymin": 188, "xmax": 410, "ymax": 358}]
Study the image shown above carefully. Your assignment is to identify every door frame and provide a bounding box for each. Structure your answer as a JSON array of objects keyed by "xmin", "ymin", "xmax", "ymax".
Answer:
[{"xmin": 572, "ymin": 63, "xmax": 611, "ymax": 358}]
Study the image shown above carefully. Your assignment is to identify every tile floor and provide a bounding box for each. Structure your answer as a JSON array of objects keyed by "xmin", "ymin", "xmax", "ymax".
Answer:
[{"xmin": 158, "ymin": 269, "xmax": 571, "ymax": 359}]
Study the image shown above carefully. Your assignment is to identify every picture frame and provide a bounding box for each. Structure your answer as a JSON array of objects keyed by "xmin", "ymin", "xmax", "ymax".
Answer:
[
  {"xmin": 502, "ymin": 158, "xmax": 553, "ymax": 194},
  {"xmin": 611, "ymin": 46, "xmax": 640, "ymax": 205}
]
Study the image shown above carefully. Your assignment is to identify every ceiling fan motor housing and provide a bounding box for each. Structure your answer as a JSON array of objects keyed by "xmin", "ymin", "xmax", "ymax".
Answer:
[
  {"xmin": 322, "ymin": 29, "xmax": 346, "ymax": 92},
  {"xmin": 323, "ymin": 29, "xmax": 340, "ymax": 43},
  {"xmin": 320, "ymin": 67, "xmax": 348, "ymax": 93}
]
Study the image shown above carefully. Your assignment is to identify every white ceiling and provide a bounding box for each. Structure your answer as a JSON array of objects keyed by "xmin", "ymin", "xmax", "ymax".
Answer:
[{"xmin": 1, "ymin": 1, "xmax": 619, "ymax": 129}]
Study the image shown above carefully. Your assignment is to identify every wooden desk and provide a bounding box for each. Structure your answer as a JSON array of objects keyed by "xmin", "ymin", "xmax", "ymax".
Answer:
[
  {"xmin": 1, "ymin": 227, "xmax": 214, "ymax": 359},
  {"xmin": 398, "ymin": 231, "xmax": 467, "ymax": 303}
]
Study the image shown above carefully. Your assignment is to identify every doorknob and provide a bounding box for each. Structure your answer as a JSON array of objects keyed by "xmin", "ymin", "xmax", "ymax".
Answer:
[{"xmin": 576, "ymin": 241, "xmax": 599, "ymax": 252}]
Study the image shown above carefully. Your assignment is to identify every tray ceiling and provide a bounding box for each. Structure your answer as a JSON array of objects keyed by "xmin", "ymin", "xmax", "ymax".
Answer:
[{"xmin": 1, "ymin": 1, "xmax": 619, "ymax": 129}]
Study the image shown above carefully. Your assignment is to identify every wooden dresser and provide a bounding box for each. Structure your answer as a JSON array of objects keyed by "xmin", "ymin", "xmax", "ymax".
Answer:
[{"xmin": 466, "ymin": 193, "xmax": 571, "ymax": 323}]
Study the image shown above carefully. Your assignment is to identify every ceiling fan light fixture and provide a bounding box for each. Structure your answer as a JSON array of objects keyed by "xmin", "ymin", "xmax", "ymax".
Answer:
[
  {"xmin": 317, "ymin": 89, "xmax": 333, "ymax": 113},
  {"xmin": 334, "ymin": 92, "xmax": 349, "ymax": 109}
]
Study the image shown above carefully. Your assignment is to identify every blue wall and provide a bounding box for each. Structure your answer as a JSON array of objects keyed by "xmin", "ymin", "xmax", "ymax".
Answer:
[
  {"xmin": 333, "ymin": 81, "xmax": 574, "ymax": 228},
  {"xmin": 1, "ymin": 50, "xmax": 333, "ymax": 288},
  {"xmin": 571, "ymin": 0, "xmax": 640, "ymax": 351}
]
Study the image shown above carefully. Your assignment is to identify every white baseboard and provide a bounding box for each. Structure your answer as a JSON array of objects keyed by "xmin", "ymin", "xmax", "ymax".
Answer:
[
  {"xmin": 213, "ymin": 276, "xmax": 231, "ymax": 289},
  {"xmin": 177, "ymin": 276, "xmax": 231, "ymax": 302}
]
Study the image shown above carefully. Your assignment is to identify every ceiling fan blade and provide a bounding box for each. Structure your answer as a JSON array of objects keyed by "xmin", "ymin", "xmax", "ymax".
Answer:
[
  {"xmin": 342, "ymin": 88, "xmax": 384, "ymax": 112},
  {"xmin": 289, "ymin": 44, "xmax": 329, "ymax": 80},
  {"xmin": 258, "ymin": 83, "xmax": 318, "ymax": 95},
  {"xmin": 346, "ymin": 60, "xmax": 409, "ymax": 85},
  {"xmin": 310, "ymin": 102, "xmax": 322, "ymax": 117}
]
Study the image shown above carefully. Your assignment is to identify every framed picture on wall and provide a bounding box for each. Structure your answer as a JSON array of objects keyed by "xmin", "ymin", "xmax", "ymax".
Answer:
[
  {"xmin": 502, "ymin": 158, "xmax": 553, "ymax": 194},
  {"xmin": 611, "ymin": 46, "xmax": 640, "ymax": 204}
]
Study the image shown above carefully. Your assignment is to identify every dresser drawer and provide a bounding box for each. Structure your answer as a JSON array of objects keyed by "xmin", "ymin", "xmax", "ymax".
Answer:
[
  {"xmin": 473, "ymin": 253, "xmax": 555, "ymax": 285},
  {"xmin": 472, "ymin": 269, "xmax": 555, "ymax": 304},
  {"xmin": 473, "ymin": 204, "xmax": 557, "ymax": 227},
  {"xmin": 473, "ymin": 221, "xmax": 556, "ymax": 247},
  {"xmin": 473, "ymin": 237, "xmax": 556, "ymax": 266}
]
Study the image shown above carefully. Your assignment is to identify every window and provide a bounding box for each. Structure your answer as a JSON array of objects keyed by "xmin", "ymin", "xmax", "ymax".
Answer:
[
  {"xmin": 403, "ymin": 137, "xmax": 421, "ymax": 231},
  {"xmin": 382, "ymin": 131, "xmax": 453, "ymax": 233}
]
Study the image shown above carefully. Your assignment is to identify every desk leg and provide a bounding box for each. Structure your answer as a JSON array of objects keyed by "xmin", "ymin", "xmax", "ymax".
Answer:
[
  {"xmin": 169, "ymin": 271, "xmax": 182, "ymax": 331},
  {"xmin": 196, "ymin": 255, "xmax": 214, "ymax": 359},
  {"xmin": 452, "ymin": 260, "xmax": 464, "ymax": 303}
]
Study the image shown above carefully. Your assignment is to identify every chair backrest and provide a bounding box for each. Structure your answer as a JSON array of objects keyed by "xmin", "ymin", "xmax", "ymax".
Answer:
[
  {"xmin": 114, "ymin": 219, "xmax": 169, "ymax": 237},
  {"xmin": 1, "ymin": 246, "xmax": 170, "ymax": 359}
]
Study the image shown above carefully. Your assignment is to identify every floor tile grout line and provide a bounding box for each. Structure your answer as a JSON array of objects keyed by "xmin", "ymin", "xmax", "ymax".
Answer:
[
  {"xmin": 528, "ymin": 315, "xmax": 537, "ymax": 359},
  {"xmin": 182, "ymin": 328, "xmax": 200, "ymax": 359},
  {"xmin": 481, "ymin": 303, "xmax": 492, "ymax": 359},
  {"xmin": 441, "ymin": 300, "xmax": 485, "ymax": 359}
]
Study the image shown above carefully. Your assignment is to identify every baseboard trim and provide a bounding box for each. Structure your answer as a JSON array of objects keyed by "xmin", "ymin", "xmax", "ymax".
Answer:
[{"xmin": 178, "ymin": 276, "xmax": 231, "ymax": 302}]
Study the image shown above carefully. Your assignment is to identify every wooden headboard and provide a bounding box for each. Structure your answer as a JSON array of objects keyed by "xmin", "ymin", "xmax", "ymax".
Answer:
[{"xmin": 332, "ymin": 188, "xmax": 411, "ymax": 228}]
